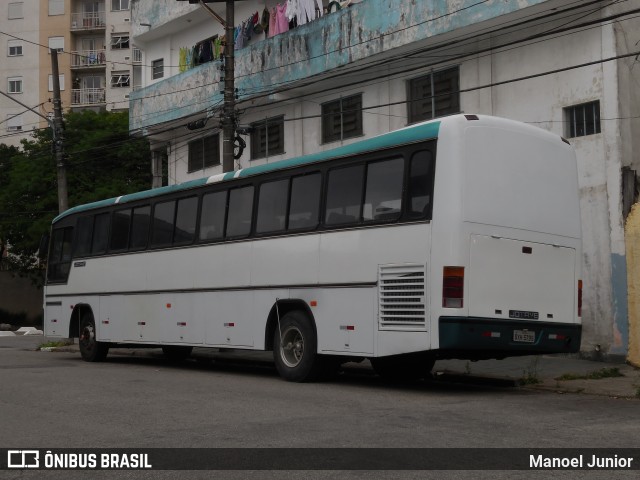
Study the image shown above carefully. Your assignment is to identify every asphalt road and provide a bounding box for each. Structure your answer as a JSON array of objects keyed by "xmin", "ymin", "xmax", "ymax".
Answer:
[{"xmin": 1, "ymin": 336, "xmax": 638, "ymax": 480}]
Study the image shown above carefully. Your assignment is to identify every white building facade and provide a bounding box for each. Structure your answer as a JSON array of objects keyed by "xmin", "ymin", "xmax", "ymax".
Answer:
[{"xmin": 129, "ymin": 0, "xmax": 640, "ymax": 360}]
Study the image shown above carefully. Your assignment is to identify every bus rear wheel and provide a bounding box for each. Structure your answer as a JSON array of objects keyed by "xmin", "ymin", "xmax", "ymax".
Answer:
[
  {"xmin": 273, "ymin": 310, "xmax": 323, "ymax": 382},
  {"xmin": 370, "ymin": 352, "xmax": 435, "ymax": 382},
  {"xmin": 79, "ymin": 311, "xmax": 109, "ymax": 362}
]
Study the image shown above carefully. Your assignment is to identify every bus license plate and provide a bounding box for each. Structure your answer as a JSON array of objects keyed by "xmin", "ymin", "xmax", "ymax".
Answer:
[{"xmin": 513, "ymin": 329, "xmax": 535, "ymax": 343}]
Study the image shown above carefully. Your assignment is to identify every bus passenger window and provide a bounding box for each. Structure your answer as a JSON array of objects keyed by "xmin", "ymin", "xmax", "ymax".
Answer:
[
  {"xmin": 256, "ymin": 179, "xmax": 289, "ymax": 234},
  {"xmin": 130, "ymin": 206, "xmax": 150, "ymax": 250},
  {"xmin": 174, "ymin": 197, "xmax": 198, "ymax": 244},
  {"xmin": 226, "ymin": 186, "xmax": 254, "ymax": 238},
  {"xmin": 288, "ymin": 173, "xmax": 321, "ymax": 230},
  {"xmin": 151, "ymin": 201, "xmax": 176, "ymax": 246},
  {"xmin": 91, "ymin": 213, "xmax": 110, "ymax": 255},
  {"xmin": 74, "ymin": 216, "xmax": 93, "ymax": 257},
  {"xmin": 200, "ymin": 191, "xmax": 226, "ymax": 241},
  {"xmin": 110, "ymin": 209, "xmax": 131, "ymax": 251},
  {"xmin": 408, "ymin": 150, "xmax": 434, "ymax": 219},
  {"xmin": 325, "ymin": 165, "xmax": 364, "ymax": 225},
  {"xmin": 363, "ymin": 157, "xmax": 403, "ymax": 221}
]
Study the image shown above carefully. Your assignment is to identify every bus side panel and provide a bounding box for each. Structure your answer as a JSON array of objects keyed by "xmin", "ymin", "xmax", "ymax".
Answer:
[
  {"xmin": 44, "ymin": 295, "xmax": 64, "ymax": 338},
  {"xmin": 299, "ymin": 287, "xmax": 375, "ymax": 355}
]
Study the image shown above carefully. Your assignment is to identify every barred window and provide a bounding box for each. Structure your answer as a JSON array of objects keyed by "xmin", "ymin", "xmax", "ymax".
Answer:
[
  {"xmin": 407, "ymin": 67, "xmax": 460, "ymax": 123},
  {"xmin": 250, "ymin": 116, "xmax": 284, "ymax": 159},
  {"xmin": 321, "ymin": 94, "xmax": 363, "ymax": 143},
  {"xmin": 188, "ymin": 134, "xmax": 220, "ymax": 172},
  {"xmin": 564, "ymin": 101, "xmax": 601, "ymax": 138}
]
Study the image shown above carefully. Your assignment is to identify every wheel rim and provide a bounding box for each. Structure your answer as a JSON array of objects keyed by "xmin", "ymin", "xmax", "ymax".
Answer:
[
  {"xmin": 80, "ymin": 322, "xmax": 95, "ymax": 353},
  {"xmin": 279, "ymin": 326, "xmax": 304, "ymax": 368}
]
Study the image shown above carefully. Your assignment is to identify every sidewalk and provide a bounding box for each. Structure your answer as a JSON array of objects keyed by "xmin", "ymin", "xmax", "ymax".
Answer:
[{"xmin": 44, "ymin": 338, "xmax": 640, "ymax": 399}]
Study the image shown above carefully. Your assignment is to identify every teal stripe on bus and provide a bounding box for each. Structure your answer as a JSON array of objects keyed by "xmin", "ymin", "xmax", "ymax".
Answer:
[{"xmin": 52, "ymin": 120, "xmax": 440, "ymax": 224}]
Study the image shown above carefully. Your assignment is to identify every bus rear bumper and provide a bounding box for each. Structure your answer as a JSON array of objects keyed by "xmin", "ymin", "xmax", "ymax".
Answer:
[{"xmin": 438, "ymin": 317, "xmax": 581, "ymax": 359}]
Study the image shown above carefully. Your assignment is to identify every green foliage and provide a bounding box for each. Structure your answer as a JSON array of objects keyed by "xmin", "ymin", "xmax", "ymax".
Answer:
[{"xmin": 0, "ymin": 110, "xmax": 151, "ymax": 282}]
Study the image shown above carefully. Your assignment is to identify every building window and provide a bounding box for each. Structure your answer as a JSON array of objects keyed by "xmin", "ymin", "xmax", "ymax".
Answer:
[
  {"xmin": 111, "ymin": 0, "xmax": 129, "ymax": 11},
  {"xmin": 250, "ymin": 116, "xmax": 284, "ymax": 159},
  {"xmin": 49, "ymin": 0, "xmax": 64, "ymax": 15},
  {"xmin": 321, "ymin": 94, "xmax": 363, "ymax": 143},
  {"xmin": 152, "ymin": 59, "xmax": 164, "ymax": 80},
  {"xmin": 48, "ymin": 36, "xmax": 64, "ymax": 53},
  {"xmin": 110, "ymin": 34, "xmax": 129, "ymax": 49},
  {"xmin": 8, "ymin": 2, "xmax": 23, "ymax": 19},
  {"xmin": 407, "ymin": 66, "xmax": 460, "ymax": 123},
  {"xmin": 565, "ymin": 101, "xmax": 601, "ymax": 138},
  {"xmin": 8, "ymin": 77, "xmax": 22, "ymax": 94},
  {"xmin": 188, "ymin": 134, "xmax": 220, "ymax": 172},
  {"xmin": 8, "ymin": 40, "xmax": 22, "ymax": 56},
  {"xmin": 48, "ymin": 74, "xmax": 65, "ymax": 91},
  {"xmin": 110, "ymin": 72, "xmax": 130, "ymax": 87},
  {"xmin": 6, "ymin": 114, "xmax": 23, "ymax": 132}
]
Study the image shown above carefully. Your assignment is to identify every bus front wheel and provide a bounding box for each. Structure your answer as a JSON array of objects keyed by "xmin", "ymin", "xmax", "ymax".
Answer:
[
  {"xmin": 273, "ymin": 310, "xmax": 322, "ymax": 382},
  {"xmin": 79, "ymin": 311, "xmax": 109, "ymax": 362}
]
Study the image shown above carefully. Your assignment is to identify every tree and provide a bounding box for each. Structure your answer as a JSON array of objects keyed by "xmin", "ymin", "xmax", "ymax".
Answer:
[{"xmin": 0, "ymin": 110, "xmax": 151, "ymax": 284}]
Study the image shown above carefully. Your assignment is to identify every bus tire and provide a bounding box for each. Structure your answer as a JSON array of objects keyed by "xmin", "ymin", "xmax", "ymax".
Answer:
[
  {"xmin": 79, "ymin": 311, "xmax": 109, "ymax": 362},
  {"xmin": 370, "ymin": 352, "xmax": 435, "ymax": 382},
  {"xmin": 162, "ymin": 345, "xmax": 193, "ymax": 361},
  {"xmin": 273, "ymin": 310, "xmax": 322, "ymax": 382}
]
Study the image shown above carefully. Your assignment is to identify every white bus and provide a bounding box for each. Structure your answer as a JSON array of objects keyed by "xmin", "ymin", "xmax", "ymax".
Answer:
[{"xmin": 44, "ymin": 114, "xmax": 582, "ymax": 382}]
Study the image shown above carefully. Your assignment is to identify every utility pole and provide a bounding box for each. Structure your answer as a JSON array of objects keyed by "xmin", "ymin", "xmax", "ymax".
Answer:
[
  {"xmin": 50, "ymin": 49, "xmax": 68, "ymax": 213},
  {"xmin": 221, "ymin": 0, "xmax": 236, "ymax": 172}
]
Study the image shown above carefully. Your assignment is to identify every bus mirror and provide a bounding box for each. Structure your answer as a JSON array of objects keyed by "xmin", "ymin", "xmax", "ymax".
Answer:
[{"xmin": 38, "ymin": 234, "xmax": 50, "ymax": 261}]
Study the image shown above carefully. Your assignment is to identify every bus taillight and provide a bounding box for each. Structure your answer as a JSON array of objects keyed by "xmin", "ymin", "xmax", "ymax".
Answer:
[
  {"xmin": 443, "ymin": 267, "xmax": 464, "ymax": 308},
  {"xmin": 578, "ymin": 280, "xmax": 583, "ymax": 317}
]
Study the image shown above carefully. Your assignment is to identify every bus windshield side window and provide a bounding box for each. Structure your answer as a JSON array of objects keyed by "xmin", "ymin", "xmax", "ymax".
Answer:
[
  {"xmin": 256, "ymin": 179, "xmax": 289, "ymax": 234},
  {"xmin": 74, "ymin": 216, "xmax": 93, "ymax": 257},
  {"xmin": 325, "ymin": 165, "xmax": 364, "ymax": 226},
  {"xmin": 47, "ymin": 226, "xmax": 73, "ymax": 282},
  {"xmin": 130, "ymin": 206, "xmax": 151, "ymax": 250},
  {"xmin": 200, "ymin": 191, "xmax": 227, "ymax": 241},
  {"xmin": 288, "ymin": 173, "xmax": 321, "ymax": 230},
  {"xmin": 226, "ymin": 186, "xmax": 254, "ymax": 238},
  {"xmin": 151, "ymin": 200, "xmax": 176, "ymax": 247},
  {"xmin": 363, "ymin": 157, "xmax": 404, "ymax": 221},
  {"xmin": 407, "ymin": 149, "xmax": 434, "ymax": 219}
]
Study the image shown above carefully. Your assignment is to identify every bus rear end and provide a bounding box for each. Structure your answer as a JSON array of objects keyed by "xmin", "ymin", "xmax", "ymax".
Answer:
[{"xmin": 433, "ymin": 115, "xmax": 582, "ymax": 359}]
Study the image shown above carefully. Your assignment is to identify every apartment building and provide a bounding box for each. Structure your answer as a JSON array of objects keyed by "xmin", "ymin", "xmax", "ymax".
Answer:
[
  {"xmin": 1, "ymin": 0, "xmax": 135, "ymax": 148},
  {"xmin": 129, "ymin": 0, "xmax": 640, "ymax": 360}
]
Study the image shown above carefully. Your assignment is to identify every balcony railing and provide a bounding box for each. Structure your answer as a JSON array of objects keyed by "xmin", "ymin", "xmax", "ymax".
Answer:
[
  {"xmin": 71, "ymin": 88, "xmax": 105, "ymax": 106},
  {"xmin": 71, "ymin": 50, "xmax": 106, "ymax": 68},
  {"xmin": 71, "ymin": 12, "xmax": 106, "ymax": 30}
]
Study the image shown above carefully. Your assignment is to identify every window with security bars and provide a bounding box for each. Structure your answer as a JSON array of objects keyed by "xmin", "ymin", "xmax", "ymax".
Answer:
[
  {"xmin": 407, "ymin": 67, "xmax": 460, "ymax": 123},
  {"xmin": 564, "ymin": 101, "xmax": 601, "ymax": 138},
  {"xmin": 152, "ymin": 59, "xmax": 164, "ymax": 80},
  {"xmin": 250, "ymin": 116, "xmax": 284, "ymax": 159},
  {"xmin": 321, "ymin": 94, "xmax": 363, "ymax": 143},
  {"xmin": 188, "ymin": 134, "xmax": 220, "ymax": 172}
]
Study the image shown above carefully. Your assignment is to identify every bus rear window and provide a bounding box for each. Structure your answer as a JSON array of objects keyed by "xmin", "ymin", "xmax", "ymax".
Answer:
[{"xmin": 407, "ymin": 150, "xmax": 434, "ymax": 219}]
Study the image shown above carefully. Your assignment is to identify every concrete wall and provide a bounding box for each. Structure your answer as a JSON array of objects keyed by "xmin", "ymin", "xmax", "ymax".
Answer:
[
  {"xmin": 625, "ymin": 204, "xmax": 640, "ymax": 367},
  {"xmin": 0, "ymin": 271, "xmax": 42, "ymax": 322}
]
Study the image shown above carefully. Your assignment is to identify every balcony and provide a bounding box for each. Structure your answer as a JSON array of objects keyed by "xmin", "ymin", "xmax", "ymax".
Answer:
[
  {"xmin": 71, "ymin": 12, "xmax": 106, "ymax": 31},
  {"xmin": 130, "ymin": 0, "xmax": 552, "ymax": 132},
  {"xmin": 71, "ymin": 50, "xmax": 106, "ymax": 69},
  {"xmin": 71, "ymin": 88, "xmax": 106, "ymax": 106}
]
